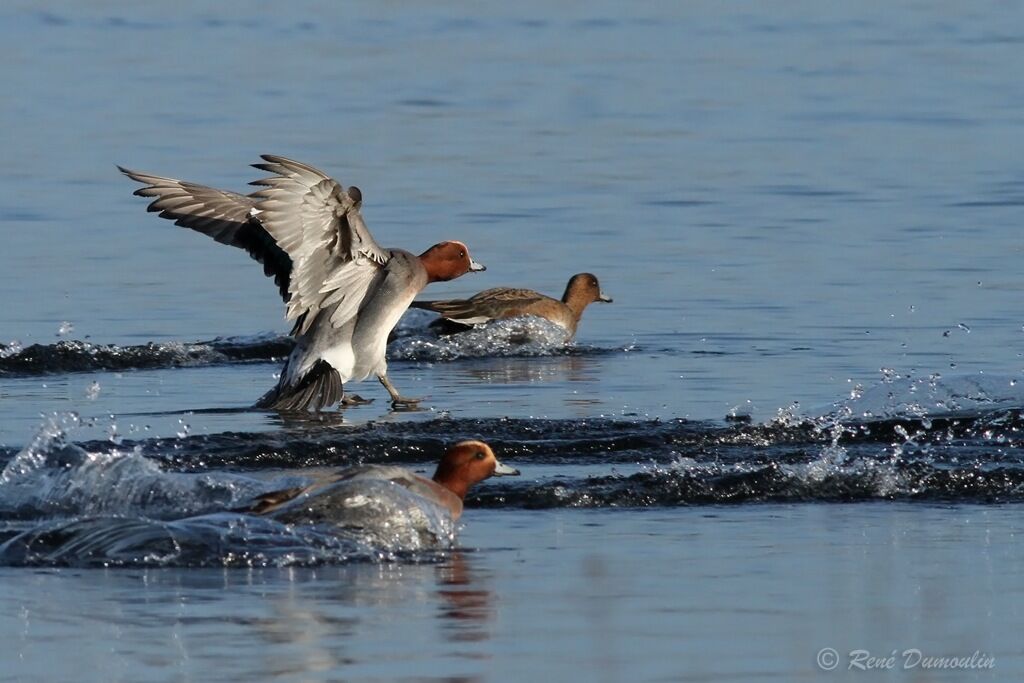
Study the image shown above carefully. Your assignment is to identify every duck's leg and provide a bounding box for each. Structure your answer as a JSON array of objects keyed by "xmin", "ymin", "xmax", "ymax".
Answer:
[{"xmin": 378, "ymin": 373, "xmax": 421, "ymax": 406}]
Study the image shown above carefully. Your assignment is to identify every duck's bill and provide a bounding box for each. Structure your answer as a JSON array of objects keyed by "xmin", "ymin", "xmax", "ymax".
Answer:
[
  {"xmin": 492, "ymin": 460, "xmax": 520, "ymax": 476},
  {"xmin": 469, "ymin": 260, "xmax": 487, "ymax": 272},
  {"xmin": 598, "ymin": 292, "xmax": 613, "ymax": 303}
]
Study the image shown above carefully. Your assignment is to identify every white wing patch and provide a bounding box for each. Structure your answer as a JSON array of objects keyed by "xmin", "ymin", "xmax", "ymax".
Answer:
[{"xmin": 447, "ymin": 315, "xmax": 492, "ymax": 325}]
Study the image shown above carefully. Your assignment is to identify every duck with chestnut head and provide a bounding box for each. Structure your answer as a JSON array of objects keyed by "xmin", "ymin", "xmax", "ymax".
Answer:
[
  {"xmin": 412, "ymin": 272, "xmax": 612, "ymax": 339},
  {"xmin": 243, "ymin": 440, "xmax": 519, "ymax": 525},
  {"xmin": 120, "ymin": 155, "xmax": 485, "ymax": 410}
]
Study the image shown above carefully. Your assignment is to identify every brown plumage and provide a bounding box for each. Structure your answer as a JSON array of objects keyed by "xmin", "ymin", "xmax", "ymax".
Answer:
[{"xmin": 412, "ymin": 272, "xmax": 612, "ymax": 338}]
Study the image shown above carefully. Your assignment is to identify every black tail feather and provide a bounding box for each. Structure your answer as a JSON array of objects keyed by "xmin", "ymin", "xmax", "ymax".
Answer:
[
  {"xmin": 254, "ymin": 359, "xmax": 342, "ymax": 412},
  {"xmin": 428, "ymin": 318, "xmax": 474, "ymax": 336}
]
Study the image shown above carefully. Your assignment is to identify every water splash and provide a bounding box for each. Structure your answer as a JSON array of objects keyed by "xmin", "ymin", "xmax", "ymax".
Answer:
[
  {"xmin": 6, "ymin": 371, "xmax": 1024, "ymax": 566},
  {"xmin": 389, "ymin": 314, "xmax": 576, "ymax": 361},
  {"xmin": 0, "ymin": 414, "xmax": 461, "ymax": 567},
  {"xmin": 0, "ymin": 416, "xmax": 261, "ymax": 520},
  {"xmin": 0, "ymin": 340, "xmax": 24, "ymax": 359},
  {"xmin": 0, "ymin": 514, "xmax": 383, "ymax": 568},
  {"xmin": 85, "ymin": 381, "xmax": 101, "ymax": 400},
  {"xmin": 0, "ymin": 334, "xmax": 293, "ymax": 377},
  {"xmin": 0, "ymin": 321, "xmax": 622, "ymax": 376},
  {"xmin": 825, "ymin": 372, "xmax": 1024, "ymax": 421},
  {"xmin": 265, "ymin": 478, "xmax": 457, "ymax": 551}
]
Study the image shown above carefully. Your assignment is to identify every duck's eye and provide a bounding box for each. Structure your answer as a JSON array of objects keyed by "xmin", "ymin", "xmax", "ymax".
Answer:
[
  {"xmin": 459, "ymin": 250, "xmax": 466, "ymax": 258},
  {"xmin": 474, "ymin": 451, "xmax": 486, "ymax": 460}
]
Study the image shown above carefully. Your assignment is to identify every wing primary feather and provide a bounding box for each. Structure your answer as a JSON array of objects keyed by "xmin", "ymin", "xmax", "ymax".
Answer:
[{"xmin": 119, "ymin": 164, "xmax": 293, "ymax": 302}]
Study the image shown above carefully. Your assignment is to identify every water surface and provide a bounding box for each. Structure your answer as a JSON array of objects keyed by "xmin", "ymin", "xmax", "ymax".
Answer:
[{"xmin": 2, "ymin": 0, "xmax": 1022, "ymax": 680}]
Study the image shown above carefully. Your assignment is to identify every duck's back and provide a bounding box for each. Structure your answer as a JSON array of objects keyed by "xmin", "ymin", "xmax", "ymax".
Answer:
[
  {"xmin": 418, "ymin": 287, "xmax": 575, "ymax": 331},
  {"xmin": 249, "ymin": 463, "xmax": 463, "ymax": 522}
]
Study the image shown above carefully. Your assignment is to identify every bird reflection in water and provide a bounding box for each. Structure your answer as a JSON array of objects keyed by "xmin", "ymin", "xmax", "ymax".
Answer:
[
  {"xmin": 435, "ymin": 551, "xmax": 495, "ymax": 644},
  {"xmin": 454, "ymin": 354, "xmax": 598, "ymax": 386}
]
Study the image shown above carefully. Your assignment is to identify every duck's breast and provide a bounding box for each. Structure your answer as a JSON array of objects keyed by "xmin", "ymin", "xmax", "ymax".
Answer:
[
  {"xmin": 349, "ymin": 250, "xmax": 427, "ymax": 379},
  {"xmin": 522, "ymin": 299, "xmax": 577, "ymax": 334}
]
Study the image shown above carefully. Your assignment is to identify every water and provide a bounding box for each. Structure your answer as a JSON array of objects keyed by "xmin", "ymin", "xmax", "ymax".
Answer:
[{"xmin": 1, "ymin": 0, "xmax": 1023, "ymax": 680}]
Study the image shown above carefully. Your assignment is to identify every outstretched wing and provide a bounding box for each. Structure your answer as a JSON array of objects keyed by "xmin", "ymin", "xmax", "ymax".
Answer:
[
  {"xmin": 412, "ymin": 287, "xmax": 547, "ymax": 324},
  {"xmin": 119, "ymin": 166, "xmax": 293, "ymax": 301},
  {"xmin": 249, "ymin": 155, "xmax": 390, "ymax": 335}
]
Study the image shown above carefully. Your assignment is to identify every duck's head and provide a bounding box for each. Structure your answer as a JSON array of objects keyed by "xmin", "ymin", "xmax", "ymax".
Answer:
[
  {"xmin": 420, "ymin": 241, "xmax": 486, "ymax": 282},
  {"xmin": 432, "ymin": 440, "xmax": 518, "ymax": 500},
  {"xmin": 562, "ymin": 273, "xmax": 613, "ymax": 308}
]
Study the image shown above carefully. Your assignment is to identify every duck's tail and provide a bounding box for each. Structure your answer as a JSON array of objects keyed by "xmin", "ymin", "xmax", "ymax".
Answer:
[
  {"xmin": 254, "ymin": 359, "xmax": 342, "ymax": 412},
  {"xmin": 408, "ymin": 299, "xmax": 442, "ymax": 311}
]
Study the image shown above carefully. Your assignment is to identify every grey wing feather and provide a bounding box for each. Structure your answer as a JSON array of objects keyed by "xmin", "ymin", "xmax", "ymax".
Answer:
[
  {"xmin": 119, "ymin": 166, "xmax": 256, "ymax": 245},
  {"xmin": 119, "ymin": 165, "xmax": 293, "ymax": 302},
  {"xmin": 249, "ymin": 155, "xmax": 388, "ymax": 265},
  {"xmin": 249, "ymin": 155, "xmax": 389, "ymax": 333}
]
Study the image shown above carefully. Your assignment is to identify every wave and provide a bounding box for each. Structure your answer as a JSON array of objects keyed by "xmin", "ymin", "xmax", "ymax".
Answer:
[
  {"xmin": 388, "ymin": 310, "xmax": 628, "ymax": 361},
  {"xmin": 3, "ymin": 372, "xmax": 1024, "ymax": 566},
  {"xmin": 472, "ymin": 449, "xmax": 1024, "ymax": 509},
  {"xmin": 0, "ymin": 313, "xmax": 626, "ymax": 377},
  {"xmin": 0, "ymin": 334, "xmax": 292, "ymax": 377}
]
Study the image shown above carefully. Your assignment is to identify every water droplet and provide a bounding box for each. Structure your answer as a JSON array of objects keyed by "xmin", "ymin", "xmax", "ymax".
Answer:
[
  {"xmin": 0, "ymin": 340, "xmax": 23, "ymax": 359},
  {"xmin": 85, "ymin": 381, "xmax": 101, "ymax": 400},
  {"xmin": 957, "ymin": 322, "xmax": 971, "ymax": 333},
  {"xmin": 56, "ymin": 321, "xmax": 74, "ymax": 336}
]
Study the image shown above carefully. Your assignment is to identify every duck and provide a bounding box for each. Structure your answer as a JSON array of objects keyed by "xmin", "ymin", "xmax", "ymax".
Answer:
[
  {"xmin": 120, "ymin": 155, "xmax": 485, "ymax": 410},
  {"xmin": 241, "ymin": 440, "xmax": 519, "ymax": 524},
  {"xmin": 411, "ymin": 272, "xmax": 612, "ymax": 338}
]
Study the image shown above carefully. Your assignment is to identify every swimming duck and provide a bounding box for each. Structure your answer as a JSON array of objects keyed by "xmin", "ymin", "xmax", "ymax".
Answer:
[
  {"xmin": 243, "ymin": 440, "xmax": 519, "ymax": 523},
  {"xmin": 411, "ymin": 273, "xmax": 611, "ymax": 338},
  {"xmin": 120, "ymin": 155, "xmax": 485, "ymax": 410}
]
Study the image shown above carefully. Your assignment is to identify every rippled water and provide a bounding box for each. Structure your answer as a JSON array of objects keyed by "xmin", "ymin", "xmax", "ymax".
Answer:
[{"xmin": 2, "ymin": 0, "xmax": 1023, "ymax": 680}]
